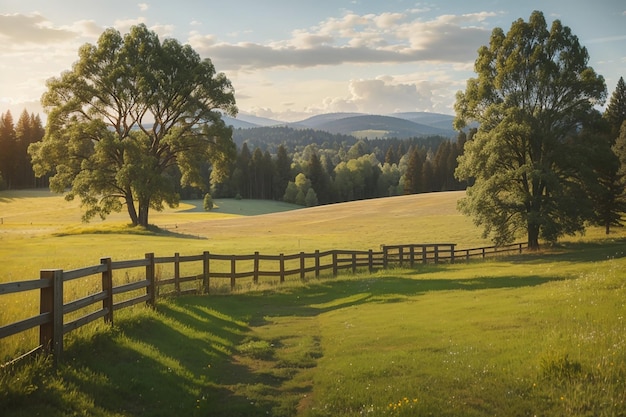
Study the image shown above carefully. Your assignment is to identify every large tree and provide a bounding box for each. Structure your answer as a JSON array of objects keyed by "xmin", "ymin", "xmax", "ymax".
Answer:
[
  {"xmin": 29, "ymin": 24, "xmax": 237, "ymax": 227},
  {"xmin": 454, "ymin": 11, "xmax": 606, "ymax": 249}
]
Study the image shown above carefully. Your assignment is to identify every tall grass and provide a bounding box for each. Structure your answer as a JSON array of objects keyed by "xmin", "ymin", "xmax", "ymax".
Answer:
[{"xmin": 1, "ymin": 244, "xmax": 624, "ymax": 416}]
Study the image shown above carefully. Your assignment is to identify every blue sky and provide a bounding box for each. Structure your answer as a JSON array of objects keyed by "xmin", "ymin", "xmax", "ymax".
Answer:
[{"xmin": 0, "ymin": 0, "xmax": 624, "ymax": 121}]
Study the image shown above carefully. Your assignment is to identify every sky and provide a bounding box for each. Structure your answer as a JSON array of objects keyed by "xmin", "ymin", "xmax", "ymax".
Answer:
[{"xmin": 0, "ymin": 0, "xmax": 624, "ymax": 122}]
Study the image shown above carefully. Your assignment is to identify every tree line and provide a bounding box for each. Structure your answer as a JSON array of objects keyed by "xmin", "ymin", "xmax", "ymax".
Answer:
[
  {"xmin": 208, "ymin": 129, "xmax": 469, "ymax": 205},
  {"xmin": 0, "ymin": 110, "xmax": 45, "ymax": 189}
]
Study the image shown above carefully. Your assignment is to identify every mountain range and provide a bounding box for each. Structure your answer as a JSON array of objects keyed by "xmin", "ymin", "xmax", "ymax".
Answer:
[{"xmin": 222, "ymin": 111, "xmax": 459, "ymax": 139}]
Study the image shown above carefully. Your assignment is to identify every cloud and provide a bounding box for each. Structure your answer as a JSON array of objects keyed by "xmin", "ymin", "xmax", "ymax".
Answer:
[
  {"xmin": 138, "ymin": 3, "xmax": 149, "ymax": 12},
  {"xmin": 323, "ymin": 77, "xmax": 435, "ymax": 114},
  {"xmin": 190, "ymin": 10, "xmax": 494, "ymax": 70},
  {"xmin": 112, "ymin": 17, "xmax": 147, "ymax": 33},
  {"xmin": 0, "ymin": 13, "xmax": 76, "ymax": 45}
]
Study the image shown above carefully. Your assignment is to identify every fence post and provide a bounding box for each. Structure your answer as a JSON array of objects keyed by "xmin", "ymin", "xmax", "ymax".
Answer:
[
  {"xmin": 352, "ymin": 252, "xmax": 357, "ymax": 273},
  {"xmin": 422, "ymin": 245, "xmax": 427, "ymax": 264},
  {"xmin": 332, "ymin": 251, "xmax": 338, "ymax": 277},
  {"xmin": 398, "ymin": 246, "xmax": 404, "ymax": 267},
  {"xmin": 230, "ymin": 255, "xmax": 236, "ymax": 290},
  {"xmin": 382, "ymin": 246, "xmax": 388, "ymax": 269},
  {"xmin": 409, "ymin": 245, "xmax": 415, "ymax": 267},
  {"xmin": 101, "ymin": 258, "xmax": 113, "ymax": 324},
  {"xmin": 203, "ymin": 251, "xmax": 210, "ymax": 294},
  {"xmin": 254, "ymin": 251, "xmax": 260, "ymax": 284},
  {"xmin": 39, "ymin": 269, "xmax": 63, "ymax": 363},
  {"xmin": 300, "ymin": 252, "xmax": 305, "ymax": 280},
  {"xmin": 368, "ymin": 249, "xmax": 374, "ymax": 273},
  {"xmin": 315, "ymin": 250, "xmax": 320, "ymax": 278},
  {"xmin": 450, "ymin": 244, "xmax": 455, "ymax": 264},
  {"xmin": 279, "ymin": 254, "xmax": 285, "ymax": 283},
  {"xmin": 174, "ymin": 252, "xmax": 181, "ymax": 295},
  {"xmin": 434, "ymin": 245, "xmax": 439, "ymax": 264},
  {"xmin": 482, "ymin": 248, "xmax": 486, "ymax": 259},
  {"xmin": 519, "ymin": 243, "xmax": 523, "ymax": 254},
  {"xmin": 145, "ymin": 253, "xmax": 156, "ymax": 306}
]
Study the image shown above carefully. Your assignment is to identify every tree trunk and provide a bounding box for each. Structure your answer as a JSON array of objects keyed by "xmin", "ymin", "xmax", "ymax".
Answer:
[
  {"xmin": 138, "ymin": 199, "xmax": 150, "ymax": 227},
  {"xmin": 527, "ymin": 223, "xmax": 540, "ymax": 251},
  {"xmin": 125, "ymin": 192, "xmax": 139, "ymax": 226}
]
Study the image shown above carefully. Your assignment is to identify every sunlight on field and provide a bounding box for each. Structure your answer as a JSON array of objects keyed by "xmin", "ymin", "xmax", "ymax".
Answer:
[{"xmin": 1, "ymin": 189, "xmax": 625, "ymax": 416}]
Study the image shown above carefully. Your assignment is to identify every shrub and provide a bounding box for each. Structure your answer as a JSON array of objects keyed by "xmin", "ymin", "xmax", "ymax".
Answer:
[{"xmin": 203, "ymin": 193, "xmax": 213, "ymax": 211}]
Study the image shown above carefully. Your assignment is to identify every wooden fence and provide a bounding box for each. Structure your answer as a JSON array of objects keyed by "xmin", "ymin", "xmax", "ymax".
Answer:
[{"xmin": 0, "ymin": 242, "xmax": 526, "ymax": 366}]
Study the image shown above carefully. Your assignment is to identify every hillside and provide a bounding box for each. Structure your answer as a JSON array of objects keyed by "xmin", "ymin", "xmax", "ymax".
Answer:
[
  {"xmin": 309, "ymin": 114, "xmax": 455, "ymax": 138},
  {"xmin": 225, "ymin": 111, "xmax": 458, "ymax": 139}
]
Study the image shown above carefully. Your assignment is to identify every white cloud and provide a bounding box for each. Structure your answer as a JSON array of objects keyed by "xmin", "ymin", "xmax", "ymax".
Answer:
[
  {"xmin": 323, "ymin": 77, "xmax": 435, "ymax": 114},
  {"xmin": 138, "ymin": 3, "xmax": 149, "ymax": 12},
  {"xmin": 150, "ymin": 24, "xmax": 175, "ymax": 38},
  {"xmin": 0, "ymin": 13, "xmax": 76, "ymax": 45},
  {"xmin": 190, "ymin": 10, "xmax": 494, "ymax": 71},
  {"xmin": 112, "ymin": 17, "xmax": 147, "ymax": 33}
]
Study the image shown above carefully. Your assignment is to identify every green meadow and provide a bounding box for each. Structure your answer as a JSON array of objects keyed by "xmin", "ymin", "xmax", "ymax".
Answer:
[{"xmin": 1, "ymin": 189, "xmax": 625, "ymax": 416}]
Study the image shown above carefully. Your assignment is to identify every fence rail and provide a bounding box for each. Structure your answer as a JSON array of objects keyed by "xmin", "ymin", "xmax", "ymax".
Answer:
[{"xmin": 0, "ymin": 242, "xmax": 526, "ymax": 366}]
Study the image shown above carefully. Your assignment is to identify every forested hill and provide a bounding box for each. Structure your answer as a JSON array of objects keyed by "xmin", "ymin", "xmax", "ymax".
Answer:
[
  {"xmin": 223, "ymin": 111, "xmax": 458, "ymax": 139},
  {"xmin": 232, "ymin": 126, "xmax": 358, "ymax": 153},
  {"xmin": 232, "ymin": 125, "xmax": 452, "ymax": 154}
]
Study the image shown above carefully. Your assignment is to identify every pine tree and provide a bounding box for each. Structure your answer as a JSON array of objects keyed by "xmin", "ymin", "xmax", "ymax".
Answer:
[
  {"xmin": 403, "ymin": 147, "xmax": 423, "ymax": 194},
  {"xmin": 0, "ymin": 111, "xmax": 16, "ymax": 189},
  {"xmin": 274, "ymin": 144, "xmax": 292, "ymax": 201},
  {"xmin": 604, "ymin": 77, "xmax": 626, "ymax": 137}
]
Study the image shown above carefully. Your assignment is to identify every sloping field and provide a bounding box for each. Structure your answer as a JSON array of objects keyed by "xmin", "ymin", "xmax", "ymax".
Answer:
[
  {"xmin": 0, "ymin": 190, "xmax": 491, "ymax": 281},
  {"xmin": 172, "ymin": 191, "xmax": 481, "ymax": 251}
]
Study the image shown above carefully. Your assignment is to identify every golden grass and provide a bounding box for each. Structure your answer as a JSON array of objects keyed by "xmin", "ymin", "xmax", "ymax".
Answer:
[{"xmin": 2, "ymin": 189, "xmax": 624, "ymax": 283}]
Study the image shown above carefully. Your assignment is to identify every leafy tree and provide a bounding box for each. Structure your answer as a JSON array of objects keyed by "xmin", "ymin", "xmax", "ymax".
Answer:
[
  {"xmin": 203, "ymin": 193, "xmax": 214, "ymax": 211},
  {"xmin": 604, "ymin": 77, "xmax": 626, "ymax": 137},
  {"xmin": 333, "ymin": 162, "xmax": 355, "ymax": 201},
  {"xmin": 283, "ymin": 181, "xmax": 298, "ymax": 204},
  {"xmin": 377, "ymin": 162, "xmax": 401, "ymax": 196},
  {"xmin": 28, "ymin": 24, "xmax": 237, "ymax": 227},
  {"xmin": 454, "ymin": 11, "xmax": 606, "ymax": 249},
  {"xmin": 284, "ymin": 173, "xmax": 313, "ymax": 206},
  {"xmin": 304, "ymin": 188, "xmax": 318, "ymax": 207}
]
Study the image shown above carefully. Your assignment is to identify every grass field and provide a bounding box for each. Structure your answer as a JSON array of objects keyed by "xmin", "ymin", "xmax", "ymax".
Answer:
[
  {"xmin": 1, "ymin": 189, "xmax": 625, "ymax": 416},
  {"xmin": 0, "ymin": 189, "xmax": 494, "ymax": 282}
]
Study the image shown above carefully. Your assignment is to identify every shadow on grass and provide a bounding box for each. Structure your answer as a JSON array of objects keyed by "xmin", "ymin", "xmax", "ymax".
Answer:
[
  {"xmin": 177, "ymin": 198, "xmax": 301, "ymax": 216},
  {"xmin": 56, "ymin": 307, "xmax": 275, "ymax": 417},
  {"xmin": 503, "ymin": 238, "xmax": 626, "ymax": 264},
  {"xmin": 189, "ymin": 273, "xmax": 567, "ymax": 325},
  {"xmin": 3, "ymin": 262, "xmax": 578, "ymax": 417},
  {"xmin": 52, "ymin": 223, "xmax": 208, "ymax": 240}
]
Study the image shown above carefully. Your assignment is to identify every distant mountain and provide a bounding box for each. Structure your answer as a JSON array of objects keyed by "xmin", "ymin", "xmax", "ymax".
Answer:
[
  {"xmin": 298, "ymin": 113, "xmax": 456, "ymax": 139},
  {"xmin": 224, "ymin": 111, "xmax": 458, "ymax": 139},
  {"xmin": 222, "ymin": 113, "xmax": 284, "ymax": 129},
  {"xmin": 390, "ymin": 112, "xmax": 453, "ymax": 123},
  {"xmin": 289, "ymin": 112, "xmax": 366, "ymax": 129}
]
